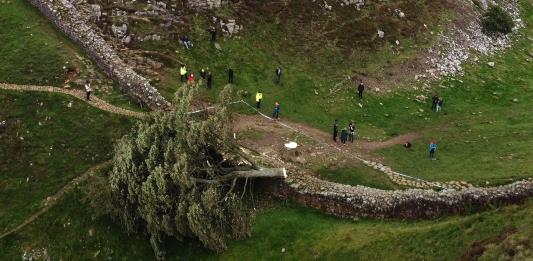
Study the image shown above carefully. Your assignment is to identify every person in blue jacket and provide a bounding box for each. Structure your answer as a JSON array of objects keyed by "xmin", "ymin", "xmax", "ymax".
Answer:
[{"xmin": 429, "ymin": 140, "xmax": 437, "ymax": 159}]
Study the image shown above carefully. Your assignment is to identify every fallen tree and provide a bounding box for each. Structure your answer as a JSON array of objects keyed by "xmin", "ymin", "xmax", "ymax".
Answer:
[{"xmin": 104, "ymin": 86, "xmax": 284, "ymax": 260}]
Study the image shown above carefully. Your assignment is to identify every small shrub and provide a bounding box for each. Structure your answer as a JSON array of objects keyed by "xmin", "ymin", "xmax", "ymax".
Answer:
[{"xmin": 481, "ymin": 5, "xmax": 515, "ymax": 35}]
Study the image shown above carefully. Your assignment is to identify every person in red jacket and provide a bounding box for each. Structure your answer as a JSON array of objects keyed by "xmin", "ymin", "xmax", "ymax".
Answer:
[{"xmin": 188, "ymin": 73, "xmax": 195, "ymax": 85}]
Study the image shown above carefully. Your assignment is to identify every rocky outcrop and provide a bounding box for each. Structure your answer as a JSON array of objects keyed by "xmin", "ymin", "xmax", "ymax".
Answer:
[
  {"xmin": 28, "ymin": 0, "xmax": 170, "ymax": 110},
  {"xmin": 424, "ymin": 0, "xmax": 523, "ymax": 78}
]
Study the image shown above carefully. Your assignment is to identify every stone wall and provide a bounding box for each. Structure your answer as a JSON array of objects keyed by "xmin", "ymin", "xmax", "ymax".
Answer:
[
  {"xmin": 264, "ymin": 175, "xmax": 533, "ymax": 219},
  {"xmin": 187, "ymin": 0, "xmax": 227, "ymax": 10},
  {"xmin": 28, "ymin": 0, "xmax": 170, "ymax": 110}
]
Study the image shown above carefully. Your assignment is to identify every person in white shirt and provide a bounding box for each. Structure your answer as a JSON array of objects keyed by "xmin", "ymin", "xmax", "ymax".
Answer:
[{"xmin": 84, "ymin": 80, "xmax": 92, "ymax": 101}]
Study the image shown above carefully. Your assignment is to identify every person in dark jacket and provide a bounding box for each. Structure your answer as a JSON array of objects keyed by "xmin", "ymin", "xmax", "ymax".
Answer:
[
  {"xmin": 200, "ymin": 68, "xmax": 207, "ymax": 80},
  {"xmin": 341, "ymin": 128, "xmax": 348, "ymax": 144},
  {"xmin": 207, "ymin": 72, "xmax": 213, "ymax": 89},
  {"xmin": 228, "ymin": 67, "xmax": 234, "ymax": 84},
  {"xmin": 436, "ymin": 98, "xmax": 444, "ymax": 112},
  {"xmin": 348, "ymin": 122, "xmax": 355, "ymax": 142},
  {"xmin": 209, "ymin": 27, "xmax": 217, "ymax": 43},
  {"xmin": 333, "ymin": 120, "xmax": 339, "ymax": 142},
  {"xmin": 275, "ymin": 67, "xmax": 282, "ymax": 84},
  {"xmin": 357, "ymin": 80, "xmax": 365, "ymax": 99},
  {"xmin": 431, "ymin": 94, "xmax": 439, "ymax": 111}
]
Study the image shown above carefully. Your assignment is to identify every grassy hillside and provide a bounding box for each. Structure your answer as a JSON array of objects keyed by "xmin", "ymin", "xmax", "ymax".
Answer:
[
  {"xmin": 376, "ymin": 4, "xmax": 533, "ymax": 184},
  {"xmin": 0, "ymin": 91, "xmax": 134, "ymax": 233},
  {"xmin": 1, "ymin": 188, "xmax": 531, "ymax": 260}
]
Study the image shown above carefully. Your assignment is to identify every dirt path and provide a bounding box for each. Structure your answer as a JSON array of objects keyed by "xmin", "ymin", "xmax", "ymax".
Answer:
[
  {"xmin": 235, "ymin": 112, "xmax": 472, "ymax": 190},
  {"xmin": 0, "ymin": 161, "xmax": 111, "ymax": 240},
  {"xmin": 236, "ymin": 114, "xmax": 420, "ymax": 152},
  {"xmin": 0, "ymin": 83, "xmax": 147, "ymax": 119}
]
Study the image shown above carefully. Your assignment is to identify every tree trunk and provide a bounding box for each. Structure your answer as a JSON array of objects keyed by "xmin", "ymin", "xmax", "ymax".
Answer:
[{"xmin": 192, "ymin": 168, "xmax": 286, "ymax": 184}]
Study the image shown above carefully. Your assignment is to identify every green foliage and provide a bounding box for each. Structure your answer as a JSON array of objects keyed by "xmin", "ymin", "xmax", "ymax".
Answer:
[
  {"xmin": 107, "ymin": 86, "xmax": 255, "ymax": 259},
  {"xmin": 482, "ymin": 5, "xmax": 515, "ymax": 35}
]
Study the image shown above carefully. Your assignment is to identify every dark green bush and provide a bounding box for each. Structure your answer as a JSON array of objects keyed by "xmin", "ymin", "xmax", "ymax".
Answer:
[{"xmin": 481, "ymin": 5, "xmax": 515, "ymax": 35}]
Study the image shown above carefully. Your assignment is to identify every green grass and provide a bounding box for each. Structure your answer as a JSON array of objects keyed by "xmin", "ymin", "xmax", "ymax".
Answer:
[
  {"xmin": 317, "ymin": 166, "xmax": 402, "ymax": 190},
  {"xmin": 1, "ymin": 188, "xmax": 532, "ymax": 260},
  {"xmin": 0, "ymin": 1, "xmax": 72, "ymax": 86},
  {"xmin": 0, "ymin": 1, "xmax": 146, "ymax": 112},
  {"xmin": 374, "ymin": 2, "xmax": 533, "ymax": 184},
  {"xmin": 151, "ymin": 0, "xmax": 533, "ymax": 184},
  {"xmin": 0, "ymin": 91, "xmax": 134, "ymax": 233}
]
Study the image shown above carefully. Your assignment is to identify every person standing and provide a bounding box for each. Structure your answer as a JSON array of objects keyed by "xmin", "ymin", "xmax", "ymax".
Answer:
[
  {"xmin": 84, "ymin": 80, "xmax": 92, "ymax": 101},
  {"xmin": 436, "ymin": 98, "xmax": 443, "ymax": 112},
  {"xmin": 207, "ymin": 72, "xmax": 213, "ymax": 89},
  {"xmin": 357, "ymin": 80, "xmax": 365, "ymax": 99},
  {"xmin": 431, "ymin": 94, "xmax": 439, "ymax": 111},
  {"xmin": 256, "ymin": 91, "xmax": 263, "ymax": 109},
  {"xmin": 348, "ymin": 122, "xmax": 355, "ymax": 143},
  {"xmin": 187, "ymin": 73, "xmax": 195, "ymax": 85},
  {"xmin": 273, "ymin": 102, "xmax": 280, "ymax": 119},
  {"xmin": 341, "ymin": 128, "xmax": 348, "ymax": 145},
  {"xmin": 333, "ymin": 120, "xmax": 339, "ymax": 142},
  {"xmin": 200, "ymin": 68, "xmax": 207, "ymax": 80},
  {"xmin": 181, "ymin": 35, "xmax": 192, "ymax": 49},
  {"xmin": 209, "ymin": 27, "xmax": 217, "ymax": 43},
  {"xmin": 180, "ymin": 64, "xmax": 187, "ymax": 82},
  {"xmin": 228, "ymin": 67, "xmax": 234, "ymax": 84},
  {"xmin": 275, "ymin": 67, "xmax": 282, "ymax": 84},
  {"xmin": 429, "ymin": 140, "xmax": 437, "ymax": 159}
]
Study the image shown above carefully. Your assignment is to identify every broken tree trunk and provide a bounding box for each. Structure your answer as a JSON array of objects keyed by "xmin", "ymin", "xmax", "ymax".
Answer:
[{"xmin": 192, "ymin": 168, "xmax": 287, "ymax": 184}]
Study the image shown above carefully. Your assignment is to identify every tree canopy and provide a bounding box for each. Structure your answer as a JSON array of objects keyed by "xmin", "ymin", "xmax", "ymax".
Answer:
[{"xmin": 107, "ymin": 86, "xmax": 261, "ymax": 259}]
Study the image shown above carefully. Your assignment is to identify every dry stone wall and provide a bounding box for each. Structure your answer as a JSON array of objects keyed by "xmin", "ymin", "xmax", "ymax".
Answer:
[
  {"xmin": 187, "ymin": 0, "xmax": 227, "ymax": 9},
  {"xmin": 266, "ymin": 175, "xmax": 533, "ymax": 219},
  {"xmin": 28, "ymin": 0, "xmax": 171, "ymax": 110}
]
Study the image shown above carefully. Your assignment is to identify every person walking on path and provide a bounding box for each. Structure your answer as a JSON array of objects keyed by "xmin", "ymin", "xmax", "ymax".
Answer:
[
  {"xmin": 207, "ymin": 72, "xmax": 213, "ymax": 89},
  {"xmin": 357, "ymin": 80, "xmax": 365, "ymax": 99},
  {"xmin": 256, "ymin": 91, "xmax": 263, "ymax": 109},
  {"xmin": 429, "ymin": 140, "xmax": 438, "ymax": 159},
  {"xmin": 180, "ymin": 65, "xmax": 187, "ymax": 82},
  {"xmin": 431, "ymin": 94, "xmax": 439, "ymax": 111},
  {"xmin": 436, "ymin": 98, "xmax": 443, "ymax": 112},
  {"xmin": 228, "ymin": 67, "xmax": 234, "ymax": 84},
  {"xmin": 333, "ymin": 120, "xmax": 339, "ymax": 142},
  {"xmin": 273, "ymin": 102, "xmax": 280, "ymax": 119},
  {"xmin": 341, "ymin": 128, "xmax": 348, "ymax": 144},
  {"xmin": 348, "ymin": 122, "xmax": 355, "ymax": 143},
  {"xmin": 187, "ymin": 73, "xmax": 195, "ymax": 85},
  {"xmin": 275, "ymin": 67, "xmax": 282, "ymax": 84},
  {"xmin": 84, "ymin": 80, "xmax": 92, "ymax": 101}
]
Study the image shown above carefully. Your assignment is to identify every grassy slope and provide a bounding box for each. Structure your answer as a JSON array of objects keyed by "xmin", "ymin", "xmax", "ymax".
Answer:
[
  {"xmin": 0, "ymin": 91, "xmax": 134, "ymax": 233},
  {"xmin": 145, "ymin": 0, "xmax": 449, "ymax": 136},
  {"xmin": 0, "ymin": 1, "xmax": 71, "ymax": 86},
  {"xmin": 1, "ymin": 189, "xmax": 531, "ymax": 260},
  {"xmin": 151, "ymin": 0, "xmax": 532, "ymax": 184},
  {"xmin": 376, "ymin": 3, "xmax": 533, "ymax": 185},
  {"xmin": 0, "ymin": 0, "xmax": 145, "ymax": 112}
]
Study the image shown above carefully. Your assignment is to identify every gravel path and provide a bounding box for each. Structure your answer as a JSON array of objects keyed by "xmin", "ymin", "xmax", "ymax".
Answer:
[{"xmin": 0, "ymin": 83, "xmax": 147, "ymax": 119}]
